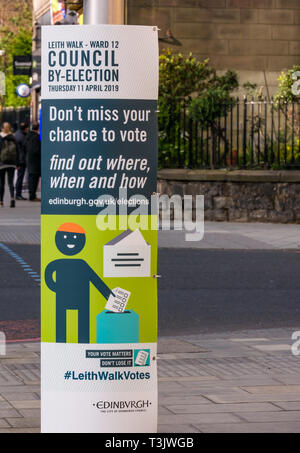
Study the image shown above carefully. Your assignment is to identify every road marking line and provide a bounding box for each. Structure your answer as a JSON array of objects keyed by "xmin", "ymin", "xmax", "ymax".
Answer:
[{"xmin": 0, "ymin": 243, "xmax": 41, "ymax": 287}]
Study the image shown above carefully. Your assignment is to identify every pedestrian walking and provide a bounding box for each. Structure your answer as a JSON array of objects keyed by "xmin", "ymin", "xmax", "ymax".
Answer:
[
  {"xmin": 24, "ymin": 122, "xmax": 41, "ymax": 202},
  {"xmin": 15, "ymin": 121, "xmax": 29, "ymax": 200},
  {"xmin": 0, "ymin": 122, "xmax": 18, "ymax": 208}
]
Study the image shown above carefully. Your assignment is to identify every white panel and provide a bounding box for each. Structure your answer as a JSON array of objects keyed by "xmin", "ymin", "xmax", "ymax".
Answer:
[{"xmin": 41, "ymin": 25, "xmax": 158, "ymax": 100}]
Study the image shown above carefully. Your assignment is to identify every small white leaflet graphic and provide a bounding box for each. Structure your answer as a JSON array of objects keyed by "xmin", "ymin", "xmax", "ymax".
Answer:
[
  {"xmin": 135, "ymin": 350, "xmax": 149, "ymax": 366},
  {"xmin": 105, "ymin": 287, "xmax": 131, "ymax": 313}
]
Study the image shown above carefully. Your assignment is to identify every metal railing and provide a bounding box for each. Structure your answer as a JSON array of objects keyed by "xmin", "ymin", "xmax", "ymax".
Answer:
[{"xmin": 158, "ymin": 98, "xmax": 300, "ymax": 170}]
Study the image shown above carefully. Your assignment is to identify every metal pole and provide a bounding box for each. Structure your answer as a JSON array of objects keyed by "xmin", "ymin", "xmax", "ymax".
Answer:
[{"xmin": 83, "ymin": 0, "xmax": 124, "ymax": 25}]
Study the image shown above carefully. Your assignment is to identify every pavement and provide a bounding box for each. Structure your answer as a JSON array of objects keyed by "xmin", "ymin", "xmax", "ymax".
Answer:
[
  {"xmin": 1, "ymin": 328, "xmax": 300, "ymax": 433},
  {"xmin": 1, "ymin": 195, "xmax": 300, "ymax": 249},
  {"xmin": 1, "ymin": 193, "xmax": 300, "ymax": 432}
]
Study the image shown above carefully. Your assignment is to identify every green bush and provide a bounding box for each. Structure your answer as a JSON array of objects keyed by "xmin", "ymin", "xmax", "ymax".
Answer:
[{"xmin": 158, "ymin": 50, "xmax": 239, "ymax": 168}]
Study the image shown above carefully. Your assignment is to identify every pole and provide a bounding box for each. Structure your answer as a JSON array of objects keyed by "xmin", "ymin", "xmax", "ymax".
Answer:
[{"xmin": 83, "ymin": 0, "xmax": 124, "ymax": 25}]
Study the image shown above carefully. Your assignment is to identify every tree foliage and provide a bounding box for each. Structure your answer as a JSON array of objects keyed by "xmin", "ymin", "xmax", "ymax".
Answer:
[
  {"xmin": 274, "ymin": 65, "xmax": 300, "ymax": 103},
  {"xmin": 188, "ymin": 70, "xmax": 239, "ymax": 127},
  {"xmin": 159, "ymin": 50, "xmax": 213, "ymax": 106},
  {"xmin": 158, "ymin": 50, "xmax": 239, "ymax": 168},
  {"xmin": 0, "ymin": 0, "xmax": 32, "ymax": 107},
  {"xmin": 159, "ymin": 49, "xmax": 238, "ymax": 126}
]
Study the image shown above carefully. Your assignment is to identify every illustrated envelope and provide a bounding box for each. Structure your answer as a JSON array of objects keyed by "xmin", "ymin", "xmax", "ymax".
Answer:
[{"xmin": 103, "ymin": 229, "xmax": 151, "ymax": 277}]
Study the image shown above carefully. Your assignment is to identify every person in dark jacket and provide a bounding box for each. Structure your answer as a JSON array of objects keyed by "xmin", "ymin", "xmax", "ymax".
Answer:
[
  {"xmin": 15, "ymin": 122, "xmax": 29, "ymax": 200},
  {"xmin": 0, "ymin": 122, "xmax": 18, "ymax": 208},
  {"xmin": 24, "ymin": 122, "xmax": 41, "ymax": 202}
]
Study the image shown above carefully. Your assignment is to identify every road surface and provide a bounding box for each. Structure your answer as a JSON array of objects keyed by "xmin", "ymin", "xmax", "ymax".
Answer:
[{"xmin": 0, "ymin": 243, "xmax": 300, "ymax": 338}]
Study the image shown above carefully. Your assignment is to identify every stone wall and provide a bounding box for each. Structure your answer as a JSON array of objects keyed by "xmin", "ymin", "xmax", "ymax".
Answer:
[
  {"xmin": 157, "ymin": 169, "xmax": 300, "ymax": 223},
  {"xmin": 127, "ymin": 0, "xmax": 300, "ymax": 96}
]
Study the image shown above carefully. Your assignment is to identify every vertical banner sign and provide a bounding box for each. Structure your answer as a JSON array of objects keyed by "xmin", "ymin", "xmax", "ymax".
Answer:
[
  {"xmin": 51, "ymin": 0, "xmax": 66, "ymax": 25},
  {"xmin": 41, "ymin": 25, "xmax": 158, "ymax": 433}
]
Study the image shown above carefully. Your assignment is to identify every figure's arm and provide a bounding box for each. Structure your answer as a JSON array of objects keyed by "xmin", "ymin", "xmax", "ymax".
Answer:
[
  {"xmin": 45, "ymin": 261, "xmax": 57, "ymax": 292},
  {"xmin": 88, "ymin": 267, "xmax": 113, "ymax": 301}
]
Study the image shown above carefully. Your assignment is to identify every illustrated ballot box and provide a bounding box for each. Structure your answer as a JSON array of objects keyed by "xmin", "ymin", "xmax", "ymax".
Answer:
[{"xmin": 96, "ymin": 310, "xmax": 139, "ymax": 344}]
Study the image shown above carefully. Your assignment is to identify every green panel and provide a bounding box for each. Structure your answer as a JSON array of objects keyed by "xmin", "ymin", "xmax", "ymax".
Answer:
[{"xmin": 41, "ymin": 215, "xmax": 157, "ymax": 344}]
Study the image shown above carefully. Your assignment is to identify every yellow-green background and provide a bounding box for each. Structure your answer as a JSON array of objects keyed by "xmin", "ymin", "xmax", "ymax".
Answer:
[{"xmin": 41, "ymin": 215, "xmax": 157, "ymax": 344}]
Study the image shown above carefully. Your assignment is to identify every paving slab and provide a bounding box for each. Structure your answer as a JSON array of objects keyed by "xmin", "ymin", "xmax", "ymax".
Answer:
[
  {"xmin": 194, "ymin": 422, "xmax": 300, "ymax": 433},
  {"xmin": 204, "ymin": 393, "xmax": 300, "ymax": 404},
  {"xmin": 177, "ymin": 387, "xmax": 250, "ymax": 396},
  {"xmin": 274, "ymin": 376, "xmax": 300, "ymax": 385},
  {"xmin": 11, "ymin": 400, "xmax": 40, "ymax": 410},
  {"xmin": 0, "ymin": 419, "xmax": 11, "ymax": 428},
  {"xmin": 158, "ymin": 339, "xmax": 207, "ymax": 354},
  {"xmin": 159, "ymin": 376, "xmax": 218, "ymax": 383},
  {"xmin": 1, "ymin": 392, "xmax": 39, "ymax": 401},
  {"xmin": 158, "ymin": 396, "xmax": 212, "ymax": 406},
  {"xmin": 0, "ymin": 402, "xmax": 14, "ymax": 410},
  {"xmin": 0, "ymin": 428, "xmax": 40, "ymax": 433},
  {"xmin": 156, "ymin": 381, "xmax": 185, "ymax": 392},
  {"xmin": 0, "ymin": 409, "xmax": 21, "ymax": 419},
  {"xmin": 0, "ymin": 370, "xmax": 22, "ymax": 386},
  {"xmin": 5, "ymin": 417, "xmax": 40, "ymax": 428},
  {"xmin": 230, "ymin": 338, "xmax": 270, "ymax": 342},
  {"xmin": 158, "ymin": 406, "xmax": 173, "ymax": 416},
  {"xmin": 158, "ymin": 412, "xmax": 241, "ymax": 425},
  {"xmin": 251, "ymin": 344, "xmax": 292, "ymax": 351},
  {"xmin": 0, "ymin": 385, "xmax": 40, "ymax": 394},
  {"xmin": 242, "ymin": 385, "xmax": 300, "ymax": 395},
  {"xmin": 237, "ymin": 411, "xmax": 300, "ymax": 423},
  {"xmin": 166, "ymin": 402, "xmax": 281, "ymax": 415},
  {"xmin": 272, "ymin": 402, "xmax": 300, "ymax": 411},
  {"xmin": 18, "ymin": 409, "xmax": 41, "ymax": 418},
  {"xmin": 177, "ymin": 378, "xmax": 282, "ymax": 388},
  {"xmin": 158, "ymin": 424, "xmax": 201, "ymax": 433},
  {"xmin": 0, "ymin": 358, "xmax": 40, "ymax": 365},
  {"xmin": 0, "ymin": 328, "xmax": 299, "ymax": 432}
]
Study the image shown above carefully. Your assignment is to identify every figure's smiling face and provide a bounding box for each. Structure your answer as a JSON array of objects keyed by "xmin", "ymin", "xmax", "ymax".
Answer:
[{"xmin": 55, "ymin": 231, "xmax": 86, "ymax": 256}]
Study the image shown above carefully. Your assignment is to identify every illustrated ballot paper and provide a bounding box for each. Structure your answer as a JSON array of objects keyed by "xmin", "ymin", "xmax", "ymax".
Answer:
[
  {"xmin": 135, "ymin": 350, "xmax": 149, "ymax": 366},
  {"xmin": 104, "ymin": 229, "xmax": 151, "ymax": 277},
  {"xmin": 105, "ymin": 287, "xmax": 131, "ymax": 313}
]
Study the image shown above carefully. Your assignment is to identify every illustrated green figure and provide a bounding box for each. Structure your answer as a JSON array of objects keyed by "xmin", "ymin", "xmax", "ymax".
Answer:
[{"xmin": 45, "ymin": 223, "xmax": 113, "ymax": 344}]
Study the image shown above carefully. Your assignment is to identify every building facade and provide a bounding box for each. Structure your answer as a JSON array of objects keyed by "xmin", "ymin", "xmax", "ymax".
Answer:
[{"xmin": 32, "ymin": 0, "xmax": 300, "ymax": 118}]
